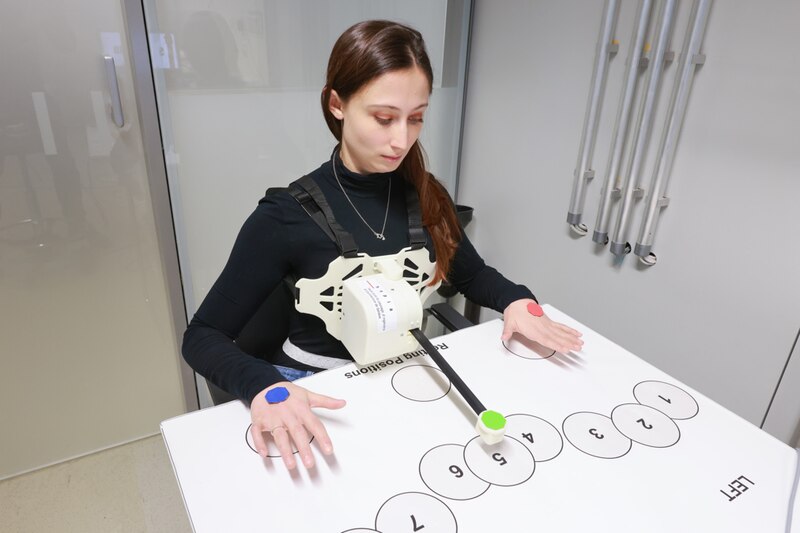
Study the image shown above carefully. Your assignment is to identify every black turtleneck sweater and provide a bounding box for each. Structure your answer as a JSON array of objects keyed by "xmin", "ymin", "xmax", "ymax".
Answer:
[{"xmin": 182, "ymin": 155, "xmax": 535, "ymax": 402}]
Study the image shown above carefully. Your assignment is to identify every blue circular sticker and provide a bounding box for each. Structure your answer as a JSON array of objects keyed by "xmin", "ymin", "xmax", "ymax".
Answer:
[{"xmin": 265, "ymin": 386, "xmax": 290, "ymax": 404}]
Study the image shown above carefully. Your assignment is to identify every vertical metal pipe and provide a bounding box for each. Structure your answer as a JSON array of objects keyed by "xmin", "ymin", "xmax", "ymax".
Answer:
[
  {"xmin": 593, "ymin": 0, "xmax": 655, "ymax": 245},
  {"xmin": 567, "ymin": 0, "xmax": 620, "ymax": 229},
  {"xmin": 635, "ymin": 0, "xmax": 712, "ymax": 259},
  {"xmin": 609, "ymin": 0, "xmax": 677, "ymax": 256}
]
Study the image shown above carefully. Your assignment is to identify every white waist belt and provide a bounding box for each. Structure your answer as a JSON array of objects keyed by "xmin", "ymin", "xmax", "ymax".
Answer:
[{"xmin": 281, "ymin": 339, "xmax": 350, "ymax": 370}]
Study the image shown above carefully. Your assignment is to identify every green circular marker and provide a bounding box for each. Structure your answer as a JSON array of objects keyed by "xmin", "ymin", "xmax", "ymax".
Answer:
[{"xmin": 481, "ymin": 410, "xmax": 506, "ymax": 430}]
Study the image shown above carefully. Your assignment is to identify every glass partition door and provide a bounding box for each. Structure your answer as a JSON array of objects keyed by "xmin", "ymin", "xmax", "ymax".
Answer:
[{"xmin": 0, "ymin": 0, "xmax": 190, "ymax": 479}]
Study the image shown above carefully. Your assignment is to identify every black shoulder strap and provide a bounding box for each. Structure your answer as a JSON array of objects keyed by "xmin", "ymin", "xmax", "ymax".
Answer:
[
  {"xmin": 289, "ymin": 175, "xmax": 360, "ymax": 258},
  {"xmin": 404, "ymin": 180, "xmax": 426, "ymax": 249},
  {"xmin": 286, "ymin": 174, "xmax": 426, "ymax": 256},
  {"xmin": 257, "ymin": 187, "xmax": 301, "ymax": 301}
]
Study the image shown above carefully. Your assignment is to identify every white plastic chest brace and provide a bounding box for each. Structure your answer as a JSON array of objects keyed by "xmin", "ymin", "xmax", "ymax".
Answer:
[
  {"xmin": 295, "ymin": 245, "xmax": 507, "ymax": 445},
  {"xmin": 295, "ymin": 246, "xmax": 441, "ymax": 365}
]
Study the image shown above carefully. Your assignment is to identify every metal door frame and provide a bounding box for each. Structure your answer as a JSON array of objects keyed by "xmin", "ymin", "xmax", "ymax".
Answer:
[{"xmin": 122, "ymin": 0, "xmax": 198, "ymax": 411}]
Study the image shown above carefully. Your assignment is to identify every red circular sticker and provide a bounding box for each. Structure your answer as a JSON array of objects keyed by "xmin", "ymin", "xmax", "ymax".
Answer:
[{"xmin": 526, "ymin": 302, "xmax": 544, "ymax": 317}]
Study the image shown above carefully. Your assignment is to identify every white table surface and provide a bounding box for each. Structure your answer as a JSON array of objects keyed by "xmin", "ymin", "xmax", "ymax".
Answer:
[{"xmin": 162, "ymin": 305, "xmax": 799, "ymax": 532}]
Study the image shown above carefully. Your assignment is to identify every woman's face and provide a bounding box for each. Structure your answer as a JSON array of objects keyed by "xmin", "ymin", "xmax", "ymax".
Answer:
[{"xmin": 329, "ymin": 67, "xmax": 430, "ymax": 174}]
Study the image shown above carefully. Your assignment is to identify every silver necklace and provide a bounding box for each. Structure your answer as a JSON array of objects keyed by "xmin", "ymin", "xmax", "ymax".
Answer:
[{"xmin": 331, "ymin": 150, "xmax": 391, "ymax": 240}]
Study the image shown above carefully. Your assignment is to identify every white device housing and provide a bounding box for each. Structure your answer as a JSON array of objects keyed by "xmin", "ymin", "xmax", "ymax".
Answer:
[
  {"xmin": 295, "ymin": 247, "xmax": 440, "ymax": 364},
  {"xmin": 340, "ymin": 274, "xmax": 423, "ymax": 365}
]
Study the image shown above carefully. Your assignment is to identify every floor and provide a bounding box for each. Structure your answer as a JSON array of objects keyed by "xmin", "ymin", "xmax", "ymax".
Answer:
[{"xmin": 0, "ymin": 435, "xmax": 191, "ymax": 533}]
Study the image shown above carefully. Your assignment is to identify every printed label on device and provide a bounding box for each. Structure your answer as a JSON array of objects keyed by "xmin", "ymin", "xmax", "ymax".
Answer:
[{"xmin": 356, "ymin": 278, "xmax": 398, "ymax": 333}]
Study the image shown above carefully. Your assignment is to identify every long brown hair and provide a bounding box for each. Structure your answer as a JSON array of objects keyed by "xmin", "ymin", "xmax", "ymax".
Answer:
[{"xmin": 321, "ymin": 20, "xmax": 461, "ymax": 284}]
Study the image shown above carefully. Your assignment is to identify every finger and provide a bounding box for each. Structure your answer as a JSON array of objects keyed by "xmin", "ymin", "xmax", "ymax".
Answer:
[
  {"xmin": 537, "ymin": 328, "xmax": 574, "ymax": 354},
  {"xmin": 536, "ymin": 322, "xmax": 580, "ymax": 350},
  {"xmin": 546, "ymin": 329, "xmax": 578, "ymax": 352},
  {"xmin": 556, "ymin": 326, "xmax": 584, "ymax": 349},
  {"xmin": 556, "ymin": 334, "xmax": 582, "ymax": 353},
  {"xmin": 307, "ymin": 391, "xmax": 347, "ymax": 410},
  {"xmin": 500, "ymin": 320, "xmax": 515, "ymax": 341},
  {"xmin": 251, "ymin": 424, "xmax": 269, "ymax": 457},
  {"xmin": 302, "ymin": 412, "xmax": 335, "ymax": 455},
  {"xmin": 541, "ymin": 334, "xmax": 565, "ymax": 353},
  {"xmin": 271, "ymin": 427, "xmax": 297, "ymax": 469},
  {"xmin": 555, "ymin": 322, "xmax": 582, "ymax": 338},
  {"xmin": 287, "ymin": 422, "xmax": 315, "ymax": 469}
]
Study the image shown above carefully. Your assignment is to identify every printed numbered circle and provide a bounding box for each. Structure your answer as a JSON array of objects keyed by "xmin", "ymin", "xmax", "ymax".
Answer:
[
  {"xmin": 420, "ymin": 444, "xmax": 490, "ymax": 500},
  {"xmin": 375, "ymin": 492, "xmax": 457, "ymax": 533},
  {"xmin": 563, "ymin": 412, "xmax": 632, "ymax": 459},
  {"xmin": 611, "ymin": 403, "xmax": 680, "ymax": 448},
  {"xmin": 463, "ymin": 436, "xmax": 535, "ymax": 487},
  {"xmin": 505, "ymin": 414, "xmax": 563, "ymax": 462},
  {"xmin": 503, "ymin": 332, "xmax": 555, "ymax": 360},
  {"xmin": 392, "ymin": 365, "xmax": 451, "ymax": 402},
  {"xmin": 633, "ymin": 380, "xmax": 699, "ymax": 420},
  {"xmin": 245, "ymin": 424, "xmax": 312, "ymax": 458}
]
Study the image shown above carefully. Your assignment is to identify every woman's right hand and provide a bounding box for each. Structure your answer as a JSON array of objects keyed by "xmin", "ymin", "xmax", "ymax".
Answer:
[{"xmin": 249, "ymin": 382, "xmax": 346, "ymax": 470}]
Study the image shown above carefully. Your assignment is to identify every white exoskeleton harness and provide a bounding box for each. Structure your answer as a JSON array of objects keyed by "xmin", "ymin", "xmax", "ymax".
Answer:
[
  {"xmin": 284, "ymin": 175, "xmax": 507, "ymax": 446},
  {"xmin": 286, "ymin": 175, "xmax": 441, "ymax": 365}
]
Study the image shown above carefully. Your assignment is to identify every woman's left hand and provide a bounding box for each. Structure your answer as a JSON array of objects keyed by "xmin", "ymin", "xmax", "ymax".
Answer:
[{"xmin": 501, "ymin": 299, "xmax": 583, "ymax": 353}]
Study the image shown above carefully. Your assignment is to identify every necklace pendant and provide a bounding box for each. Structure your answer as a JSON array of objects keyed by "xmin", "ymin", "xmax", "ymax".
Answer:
[{"xmin": 332, "ymin": 150, "xmax": 391, "ymax": 243}]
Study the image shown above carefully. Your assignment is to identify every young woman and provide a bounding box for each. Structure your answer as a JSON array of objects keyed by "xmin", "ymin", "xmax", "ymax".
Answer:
[{"xmin": 182, "ymin": 20, "xmax": 582, "ymax": 471}]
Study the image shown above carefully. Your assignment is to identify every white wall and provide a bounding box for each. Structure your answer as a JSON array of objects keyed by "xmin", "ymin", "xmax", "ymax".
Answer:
[{"xmin": 458, "ymin": 0, "xmax": 800, "ymax": 437}]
